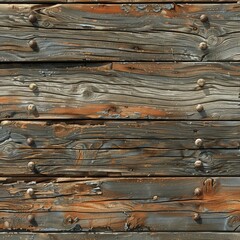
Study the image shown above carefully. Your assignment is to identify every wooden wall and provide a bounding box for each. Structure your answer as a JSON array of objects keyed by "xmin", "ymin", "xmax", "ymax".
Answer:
[{"xmin": 0, "ymin": 0, "xmax": 239, "ymax": 239}]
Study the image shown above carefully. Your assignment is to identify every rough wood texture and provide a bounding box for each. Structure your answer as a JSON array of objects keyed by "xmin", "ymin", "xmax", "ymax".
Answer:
[
  {"xmin": 1, "ymin": 232, "xmax": 240, "ymax": 240},
  {"xmin": 0, "ymin": 0, "xmax": 237, "ymax": 2},
  {"xmin": 0, "ymin": 4, "xmax": 239, "ymax": 61},
  {"xmin": 0, "ymin": 177, "xmax": 240, "ymax": 231},
  {"xmin": 0, "ymin": 120, "xmax": 239, "ymax": 176},
  {"xmin": 0, "ymin": 62, "xmax": 239, "ymax": 120}
]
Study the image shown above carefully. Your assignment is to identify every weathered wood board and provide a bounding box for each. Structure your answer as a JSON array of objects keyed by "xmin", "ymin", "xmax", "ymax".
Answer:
[
  {"xmin": 0, "ymin": 177, "xmax": 239, "ymax": 231},
  {"xmin": 1, "ymin": 4, "xmax": 240, "ymax": 32},
  {"xmin": 1, "ymin": 232, "xmax": 240, "ymax": 240},
  {"xmin": 0, "ymin": 1, "xmax": 239, "ymax": 238},
  {"xmin": 0, "ymin": 4, "xmax": 239, "ymax": 61},
  {"xmin": 0, "ymin": 120, "xmax": 239, "ymax": 176},
  {"xmin": 0, "ymin": 62, "xmax": 239, "ymax": 120}
]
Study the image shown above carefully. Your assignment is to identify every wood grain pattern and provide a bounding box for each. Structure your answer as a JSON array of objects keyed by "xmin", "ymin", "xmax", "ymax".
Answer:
[
  {"xmin": 0, "ymin": 62, "xmax": 239, "ymax": 120},
  {"xmin": 0, "ymin": 4, "xmax": 239, "ymax": 61},
  {"xmin": 0, "ymin": 120, "xmax": 239, "ymax": 176},
  {"xmin": 0, "ymin": 177, "xmax": 240, "ymax": 231},
  {"xmin": 1, "ymin": 4, "xmax": 240, "ymax": 32},
  {"xmin": 1, "ymin": 232, "xmax": 240, "ymax": 240},
  {"xmin": 0, "ymin": 0, "xmax": 237, "ymax": 2}
]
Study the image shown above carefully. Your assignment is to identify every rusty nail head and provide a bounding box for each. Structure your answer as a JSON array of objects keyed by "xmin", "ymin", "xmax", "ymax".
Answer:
[
  {"xmin": 29, "ymin": 40, "xmax": 37, "ymax": 49},
  {"xmin": 196, "ymin": 104, "xmax": 204, "ymax": 112},
  {"xmin": 28, "ymin": 104, "xmax": 36, "ymax": 112},
  {"xmin": 27, "ymin": 188, "xmax": 34, "ymax": 196},
  {"xmin": 29, "ymin": 83, "xmax": 38, "ymax": 91},
  {"xmin": 197, "ymin": 78, "xmax": 205, "ymax": 87},
  {"xmin": 193, "ymin": 213, "xmax": 201, "ymax": 221},
  {"xmin": 194, "ymin": 187, "xmax": 202, "ymax": 196},
  {"xmin": 200, "ymin": 14, "xmax": 208, "ymax": 23},
  {"xmin": 195, "ymin": 138, "xmax": 203, "ymax": 147},
  {"xmin": 28, "ymin": 14, "xmax": 37, "ymax": 24},
  {"xmin": 199, "ymin": 42, "xmax": 208, "ymax": 50},
  {"xmin": 28, "ymin": 161, "xmax": 35, "ymax": 171},
  {"xmin": 194, "ymin": 160, "xmax": 202, "ymax": 168},
  {"xmin": 27, "ymin": 137, "xmax": 34, "ymax": 146},
  {"xmin": 27, "ymin": 214, "xmax": 35, "ymax": 222}
]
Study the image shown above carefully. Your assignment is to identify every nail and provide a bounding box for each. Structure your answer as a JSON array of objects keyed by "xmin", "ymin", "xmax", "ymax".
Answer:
[
  {"xmin": 200, "ymin": 14, "xmax": 208, "ymax": 23},
  {"xmin": 193, "ymin": 213, "xmax": 201, "ymax": 221},
  {"xmin": 4, "ymin": 221, "xmax": 10, "ymax": 228},
  {"xmin": 194, "ymin": 187, "xmax": 202, "ymax": 196},
  {"xmin": 194, "ymin": 160, "xmax": 203, "ymax": 168},
  {"xmin": 28, "ymin": 104, "xmax": 36, "ymax": 112},
  {"xmin": 197, "ymin": 78, "xmax": 205, "ymax": 87},
  {"xmin": 29, "ymin": 40, "xmax": 38, "ymax": 50},
  {"xmin": 195, "ymin": 138, "xmax": 203, "ymax": 147},
  {"xmin": 28, "ymin": 14, "xmax": 37, "ymax": 24},
  {"xmin": 29, "ymin": 83, "xmax": 38, "ymax": 91},
  {"xmin": 27, "ymin": 214, "xmax": 35, "ymax": 223},
  {"xmin": 28, "ymin": 161, "xmax": 35, "ymax": 171},
  {"xmin": 27, "ymin": 137, "xmax": 34, "ymax": 146},
  {"xmin": 199, "ymin": 42, "xmax": 208, "ymax": 50},
  {"xmin": 153, "ymin": 196, "xmax": 158, "ymax": 200},
  {"xmin": 27, "ymin": 188, "xmax": 34, "ymax": 197},
  {"xmin": 196, "ymin": 104, "xmax": 204, "ymax": 112}
]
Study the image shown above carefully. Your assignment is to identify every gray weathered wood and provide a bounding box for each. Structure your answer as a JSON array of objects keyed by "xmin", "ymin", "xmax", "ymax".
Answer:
[
  {"xmin": 0, "ymin": 120, "xmax": 240, "ymax": 176},
  {"xmin": 1, "ymin": 4, "xmax": 240, "ymax": 33},
  {"xmin": 0, "ymin": 120, "xmax": 239, "ymax": 176},
  {"xmin": 0, "ymin": 177, "xmax": 239, "ymax": 231},
  {"xmin": 0, "ymin": 4, "xmax": 239, "ymax": 61},
  {"xmin": 0, "ymin": 62, "xmax": 239, "ymax": 120},
  {"xmin": 0, "ymin": 232, "xmax": 240, "ymax": 240}
]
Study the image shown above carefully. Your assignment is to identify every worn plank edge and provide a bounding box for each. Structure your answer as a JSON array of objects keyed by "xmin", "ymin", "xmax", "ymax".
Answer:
[{"xmin": 0, "ymin": 232, "xmax": 239, "ymax": 240}]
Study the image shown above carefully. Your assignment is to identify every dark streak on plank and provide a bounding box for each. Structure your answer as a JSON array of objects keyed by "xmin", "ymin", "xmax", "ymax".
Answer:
[
  {"xmin": 0, "ymin": 232, "xmax": 240, "ymax": 240},
  {"xmin": 0, "ymin": 4, "xmax": 239, "ymax": 61},
  {"xmin": 0, "ymin": 120, "xmax": 239, "ymax": 176},
  {"xmin": 0, "ymin": 62, "xmax": 239, "ymax": 120},
  {"xmin": 0, "ymin": 177, "xmax": 240, "ymax": 231}
]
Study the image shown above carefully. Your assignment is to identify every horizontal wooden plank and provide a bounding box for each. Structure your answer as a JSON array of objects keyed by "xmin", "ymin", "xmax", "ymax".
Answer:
[
  {"xmin": 1, "ymin": 232, "xmax": 240, "ymax": 240},
  {"xmin": 1, "ymin": 4, "xmax": 239, "ymax": 32},
  {"xmin": 0, "ymin": 4, "xmax": 239, "ymax": 61},
  {"xmin": 0, "ymin": 120, "xmax": 239, "ymax": 176},
  {"xmin": 0, "ymin": 177, "xmax": 240, "ymax": 231},
  {"xmin": 0, "ymin": 62, "xmax": 239, "ymax": 120}
]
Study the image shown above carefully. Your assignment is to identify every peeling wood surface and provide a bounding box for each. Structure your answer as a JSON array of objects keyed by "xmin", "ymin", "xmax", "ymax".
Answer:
[
  {"xmin": 0, "ymin": 62, "xmax": 239, "ymax": 120},
  {"xmin": 1, "ymin": 232, "xmax": 240, "ymax": 240},
  {"xmin": 0, "ymin": 120, "xmax": 239, "ymax": 176},
  {"xmin": 0, "ymin": 4, "xmax": 239, "ymax": 61},
  {"xmin": 0, "ymin": 177, "xmax": 240, "ymax": 231}
]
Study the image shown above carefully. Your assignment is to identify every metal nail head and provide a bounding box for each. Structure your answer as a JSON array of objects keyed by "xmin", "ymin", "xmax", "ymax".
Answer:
[
  {"xmin": 200, "ymin": 14, "xmax": 208, "ymax": 23},
  {"xmin": 194, "ymin": 187, "xmax": 202, "ymax": 196},
  {"xmin": 197, "ymin": 78, "xmax": 205, "ymax": 87},
  {"xmin": 29, "ymin": 83, "xmax": 38, "ymax": 91},
  {"xmin": 28, "ymin": 14, "xmax": 37, "ymax": 24},
  {"xmin": 196, "ymin": 104, "xmax": 204, "ymax": 112},
  {"xmin": 194, "ymin": 160, "xmax": 203, "ymax": 168},
  {"xmin": 195, "ymin": 138, "xmax": 203, "ymax": 147},
  {"xmin": 28, "ymin": 161, "xmax": 35, "ymax": 171},
  {"xmin": 27, "ymin": 188, "xmax": 34, "ymax": 197},
  {"xmin": 199, "ymin": 42, "xmax": 208, "ymax": 50}
]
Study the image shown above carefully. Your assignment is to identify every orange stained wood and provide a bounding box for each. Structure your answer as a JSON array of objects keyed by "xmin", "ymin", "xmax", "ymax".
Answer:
[{"xmin": 50, "ymin": 104, "xmax": 169, "ymax": 118}]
